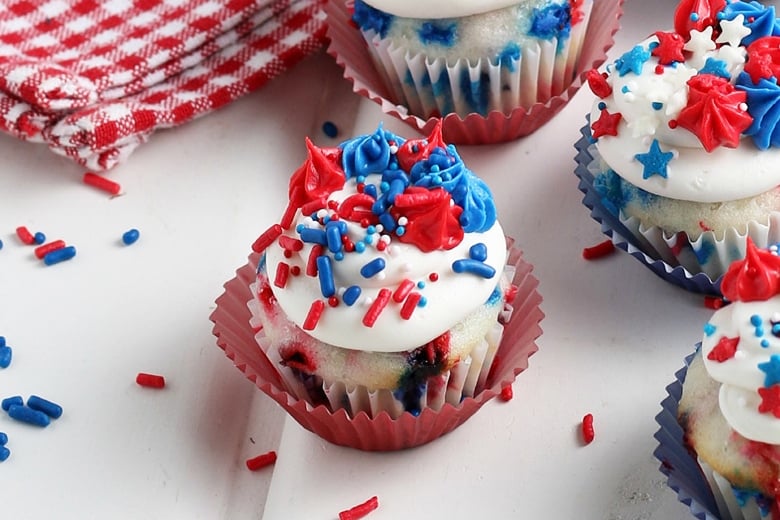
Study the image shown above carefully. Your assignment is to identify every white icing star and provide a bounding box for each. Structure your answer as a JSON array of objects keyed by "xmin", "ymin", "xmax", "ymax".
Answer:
[
  {"xmin": 712, "ymin": 43, "xmax": 747, "ymax": 77},
  {"xmin": 717, "ymin": 15, "xmax": 751, "ymax": 48},
  {"xmin": 684, "ymin": 27, "xmax": 717, "ymax": 69}
]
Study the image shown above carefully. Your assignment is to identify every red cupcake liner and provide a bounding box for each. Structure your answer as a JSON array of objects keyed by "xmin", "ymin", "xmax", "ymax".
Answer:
[
  {"xmin": 325, "ymin": 0, "xmax": 624, "ymax": 144},
  {"xmin": 210, "ymin": 240, "xmax": 543, "ymax": 451}
]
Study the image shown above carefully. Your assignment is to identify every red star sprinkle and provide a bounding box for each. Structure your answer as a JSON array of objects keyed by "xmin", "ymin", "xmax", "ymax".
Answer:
[
  {"xmin": 707, "ymin": 335, "xmax": 740, "ymax": 362},
  {"xmin": 652, "ymin": 31, "xmax": 686, "ymax": 65},
  {"xmin": 758, "ymin": 385, "xmax": 780, "ymax": 418},
  {"xmin": 591, "ymin": 109, "xmax": 622, "ymax": 138}
]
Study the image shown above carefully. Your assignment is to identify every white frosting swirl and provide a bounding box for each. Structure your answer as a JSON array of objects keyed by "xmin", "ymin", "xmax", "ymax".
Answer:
[
  {"xmin": 360, "ymin": 0, "xmax": 522, "ymax": 19},
  {"xmin": 702, "ymin": 297, "xmax": 780, "ymax": 444},
  {"xmin": 592, "ymin": 34, "xmax": 780, "ymax": 203},
  {"xmin": 264, "ymin": 175, "xmax": 507, "ymax": 353}
]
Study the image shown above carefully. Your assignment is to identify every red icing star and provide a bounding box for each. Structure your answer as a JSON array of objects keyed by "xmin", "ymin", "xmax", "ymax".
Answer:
[
  {"xmin": 586, "ymin": 69, "xmax": 612, "ymax": 98},
  {"xmin": 758, "ymin": 385, "xmax": 780, "ymax": 418},
  {"xmin": 652, "ymin": 31, "xmax": 686, "ymax": 65},
  {"xmin": 591, "ymin": 108, "xmax": 622, "ymax": 138},
  {"xmin": 676, "ymin": 74, "xmax": 753, "ymax": 152},
  {"xmin": 707, "ymin": 335, "xmax": 740, "ymax": 362},
  {"xmin": 744, "ymin": 36, "xmax": 780, "ymax": 84}
]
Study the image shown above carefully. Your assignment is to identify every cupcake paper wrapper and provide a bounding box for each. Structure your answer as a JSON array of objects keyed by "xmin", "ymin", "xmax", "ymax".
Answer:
[
  {"xmin": 326, "ymin": 0, "xmax": 623, "ymax": 145},
  {"xmin": 655, "ymin": 349, "xmax": 779, "ymax": 519},
  {"xmin": 211, "ymin": 240, "xmax": 543, "ymax": 451},
  {"xmin": 572, "ymin": 121, "xmax": 775, "ymax": 296}
]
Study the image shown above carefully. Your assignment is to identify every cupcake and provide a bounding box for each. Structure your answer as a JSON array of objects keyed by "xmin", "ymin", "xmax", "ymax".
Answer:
[
  {"xmin": 211, "ymin": 123, "xmax": 543, "ymax": 450},
  {"xmin": 576, "ymin": 0, "xmax": 780, "ymax": 295},
  {"xmin": 326, "ymin": 0, "xmax": 623, "ymax": 144},
  {"xmin": 656, "ymin": 239, "xmax": 780, "ymax": 518}
]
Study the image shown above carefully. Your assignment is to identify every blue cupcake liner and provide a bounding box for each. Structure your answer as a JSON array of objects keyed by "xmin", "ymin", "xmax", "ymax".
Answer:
[
  {"xmin": 653, "ymin": 349, "xmax": 720, "ymax": 519},
  {"xmin": 574, "ymin": 120, "xmax": 723, "ymax": 296}
]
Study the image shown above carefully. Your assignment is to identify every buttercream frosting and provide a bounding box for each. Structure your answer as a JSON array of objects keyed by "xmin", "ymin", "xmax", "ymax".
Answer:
[
  {"xmin": 254, "ymin": 124, "xmax": 506, "ymax": 353},
  {"xmin": 587, "ymin": 0, "xmax": 780, "ymax": 204}
]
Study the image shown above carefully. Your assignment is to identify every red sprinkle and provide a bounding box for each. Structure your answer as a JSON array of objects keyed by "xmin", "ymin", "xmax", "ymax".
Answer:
[
  {"xmin": 328, "ymin": 296, "xmax": 340, "ymax": 307},
  {"xmin": 392, "ymin": 279, "xmax": 415, "ymax": 303},
  {"xmin": 83, "ymin": 172, "xmax": 121, "ymax": 195},
  {"xmin": 280, "ymin": 201, "xmax": 299, "ymax": 230},
  {"xmin": 245, "ymin": 450, "xmax": 277, "ymax": 471},
  {"xmin": 290, "ymin": 265, "xmax": 301, "ymax": 276},
  {"xmin": 136, "ymin": 373, "xmax": 165, "ymax": 389},
  {"xmin": 279, "ymin": 235, "xmax": 303, "ymax": 252},
  {"xmin": 704, "ymin": 296, "xmax": 725, "ymax": 309},
  {"xmin": 339, "ymin": 496, "xmax": 379, "ymax": 520},
  {"xmin": 306, "ymin": 244, "xmax": 323, "ymax": 276},
  {"xmin": 400, "ymin": 292, "xmax": 422, "ymax": 320},
  {"xmin": 428, "ymin": 272, "xmax": 439, "ymax": 282},
  {"xmin": 34, "ymin": 240, "xmax": 67, "ymax": 259},
  {"xmin": 274, "ymin": 262, "xmax": 290, "ymax": 288},
  {"xmin": 363, "ymin": 288, "xmax": 392, "ymax": 327},
  {"xmin": 581, "ymin": 413, "xmax": 595, "ymax": 445},
  {"xmin": 16, "ymin": 226, "xmax": 35, "ymax": 245},
  {"xmin": 500, "ymin": 384, "xmax": 513, "ymax": 401},
  {"xmin": 301, "ymin": 197, "xmax": 327, "ymax": 217},
  {"xmin": 252, "ymin": 224, "xmax": 283, "ymax": 254},
  {"xmin": 303, "ymin": 300, "xmax": 325, "ymax": 330},
  {"xmin": 504, "ymin": 284, "xmax": 519, "ymax": 303},
  {"xmin": 582, "ymin": 239, "xmax": 615, "ymax": 260}
]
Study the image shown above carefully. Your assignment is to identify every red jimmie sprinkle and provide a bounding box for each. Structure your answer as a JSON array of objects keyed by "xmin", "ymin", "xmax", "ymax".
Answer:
[
  {"xmin": 581, "ymin": 413, "xmax": 595, "ymax": 445},
  {"xmin": 339, "ymin": 496, "xmax": 379, "ymax": 520},
  {"xmin": 392, "ymin": 279, "xmax": 415, "ymax": 303},
  {"xmin": 83, "ymin": 172, "xmax": 121, "ymax": 195},
  {"xmin": 278, "ymin": 235, "xmax": 303, "ymax": 252},
  {"xmin": 500, "ymin": 384, "xmax": 513, "ymax": 401},
  {"xmin": 274, "ymin": 262, "xmax": 290, "ymax": 288},
  {"xmin": 363, "ymin": 288, "xmax": 392, "ymax": 327},
  {"xmin": 136, "ymin": 373, "xmax": 165, "ymax": 389},
  {"xmin": 303, "ymin": 300, "xmax": 325, "ymax": 330},
  {"xmin": 16, "ymin": 226, "xmax": 35, "ymax": 245},
  {"xmin": 252, "ymin": 224, "xmax": 283, "ymax": 254},
  {"xmin": 306, "ymin": 244, "xmax": 323, "ymax": 276},
  {"xmin": 34, "ymin": 240, "xmax": 66, "ymax": 259},
  {"xmin": 400, "ymin": 292, "xmax": 422, "ymax": 320},
  {"xmin": 582, "ymin": 239, "xmax": 616, "ymax": 260},
  {"xmin": 245, "ymin": 450, "xmax": 277, "ymax": 471},
  {"xmin": 704, "ymin": 296, "xmax": 725, "ymax": 310}
]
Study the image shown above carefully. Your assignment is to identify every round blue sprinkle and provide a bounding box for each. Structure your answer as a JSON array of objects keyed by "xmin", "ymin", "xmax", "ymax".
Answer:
[
  {"xmin": 651, "ymin": 102, "xmax": 663, "ymax": 111},
  {"xmin": 751, "ymin": 315, "xmax": 762, "ymax": 327},
  {"xmin": 762, "ymin": 339, "xmax": 771, "ymax": 348},
  {"xmin": 122, "ymin": 229, "xmax": 140, "ymax": 246},
  {"xmin": 690, "ymin": 13, "xmax": 699, "ymax": 21},
  {"xmin": 773, "ymin": 323, "xmax": 780, "ymax": 335},
  {"xmin": 0, "ymin": 238, "xmax": 3, "ymax": 250},
  {"xmin": 396, "ymin": 226, "xmax": 406, "ymax": 236},
  {"xmin": 334, "ymin": 251, "xmax": 345, "ymax": 261},
  {"xmin": 418, "ymin": 296, "xmax": 428, "ymax": 307},
  {"xmin": 756, "ymin": 327, "xmax": 765, "ymax": 338},
  {"xmin": 322, "ymin": 121, "xmax": 338, "ymax": 138},
  {"xmin": 0, "ymin": 446, "xmax": 9, "ymax": 462},
  {"xmin": 379, "ymin": 182, "xmax": 390, "ymax": 192},
  {"xmin": 33, "ymin": 232, "xmax": 45, "ymax": 245},
  {"xmin": 356, "ymin": 175, "xmax": 366, "ymax": 184},
  {"xmin": 355, "ymin": 242, "xmax": 366, "ymax": 253},
  {"xmin": 366, "ymin": 225, "xmax": 376, "ymax": 235},
  {"xmin": 417, "ymin": 281, "xmax": 426, "ymax": 289},
  {"xmin": 0, "ymin": 432, "xmax": 7, "ymax": 445}
]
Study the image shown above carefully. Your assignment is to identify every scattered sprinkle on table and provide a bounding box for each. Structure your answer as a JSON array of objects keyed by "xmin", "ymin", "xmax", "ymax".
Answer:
[
  {"xmin": 27, "ymin": 395, "xmax": 63, "ymax": 419},
  {"xmin": 15, "ymin": 226, "xmax": 35, "ymax": 245},
  {"xmin": 8, "ymin": 404, "xmax": 50, "ymax": 427},
  {"xmin": 322, "ymin": 121, "xmax": 339, "ymax": 138},
  {"xmin": 0, "ymin": 344, "xmax": 11, "ymax": 369},
  {"xmin": 43, "ymin": 245, "xmax": 77, "ymax": 266},
  {"xmin": 339, "ymin": 496, "xmax": 379, "ymax": 520},
  {"xmin": 582, "ymin": 240, "xmax": 616, "ymax": 260},
  {"xmin": 136, "ymin": 372, "xmax": 165, "ymax": 388},
  {"xmin": 122, "ymin": 229, "xmax": 140, "ymax": 246},
  {"xmin": 245, "ymin": 450, "xmax": 277, "ymax": 471},
  {"xmin": 499, "ymin": 384, "xmax": 513, "ymax": 402},
  {"xmin": 34, "ymin": 240, "xmax": 67, "ymax": 259},
  {"xmin": 83, "ymin": 172, "xmax": 121, "ymax": 195},
  {"xmin": 581, "ymin": 413, "xmax": 595, "ymax": 445},
  {"xmin": 1, "ymin": 396, "xmax": 22, "ymax": 412},
  {"xmin": 704, "ymin": 296, "xmax": 725, "ymax": 310},
  {"xmin": 32, "ymin": 232, "xmax": 45, "ymax": 245}
]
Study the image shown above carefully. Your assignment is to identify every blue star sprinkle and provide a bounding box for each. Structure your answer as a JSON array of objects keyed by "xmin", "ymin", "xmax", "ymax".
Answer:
[
  {"xmin": 698, "ymin": 58, "xmax": 731, "ymax": 79},
  {"xmin": 634, "ymin": 139, "xmax": 674, "ymax": 179},
  {"xmin": 759, "ymin": 354, "xmax": 780, "ymax": 387},
  {"xmin": 615, "ymin": 45, "xmax": 651, "ymax": 77}
]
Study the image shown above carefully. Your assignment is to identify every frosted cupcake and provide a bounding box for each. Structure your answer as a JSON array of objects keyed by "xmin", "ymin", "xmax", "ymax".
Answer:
[
  {"xmin": 212, "ymin": 123, "xmax": 543, "ymax": 450},
  {"xmin": 576, "ymin": 0, "xmax": 780, "ymax": 294},
  {"xmin": 656, "ymin": 239, "xmax": 780, "ymax": 518},
  {"xmin": 326, "ymin": 0, "xmax": 623, "ymax": 143}
]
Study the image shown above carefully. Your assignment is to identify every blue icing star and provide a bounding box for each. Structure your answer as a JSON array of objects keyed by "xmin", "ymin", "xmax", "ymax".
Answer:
[
  {"xmin": 736, "ymin": 72, "xmax": 780, "ymax": 150},
  {"xmin": 634, "ymin": 139, "xmax": 674, "ymax": 179},
  {"xmin": 351, "ymin": 0, "xmax": 394, "ymax": 38},
  {"xmin": 704, "ymin": 323, "xmax": 717, "ymax": 337},
  {"xmin": 418, "ymin": 21, "xmax": 457, "ymax": 46},
  {"xmin": 759, "ymin": 353, "xmax": 780, "ymax": 387},
  {"xmin": 615, "ymin": 45, "xmax": 651, "ymax": 77},
  {"xmin": 720, "ymin": 1, "xmax": 779, "ymax": 46},
  {"xmin": 698, "ymin": 57, "xmax": 730, "ymax": 79}
]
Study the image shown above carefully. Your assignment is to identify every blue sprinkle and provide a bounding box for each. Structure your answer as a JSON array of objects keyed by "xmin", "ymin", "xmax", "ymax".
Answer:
[
  {"xmin": 751, "ymin": 315, "xmax": 763, "ymax": 327},
  {"xmin": 334, "ymin": 251, "xmax": 345, "ymax": 261},
  {"xmin": 0, "ymin": 336, "xmax": 4, "ymax": 347},
  {"xmin": 0, "ymin": 346, "xmax": 11, "ymax": 369},
  {"xmin": 621, "ymin": 85, "xmax": 630, "ymax": 93},
  {"xmin": 396, "ymin": 226, "xmax": 406, "ymax": 236},
  {"xmin": 33, "ymin": 232, "xmax": 45, "ymax": 245},
  {"xmin": 597, "ymin": 101, "xmax": 606, "ymax": 110},
  {"xmin": 356, "ymin": 175, "xmax": 366, "ymax": 184},
  {"xmin": 355, "ymin": 242, "xmax": 366, "ymax": 253},
  {"xmin": 762, "ymin": 339, "xmax": 771, "ymax": 348},
  {"xmin": 122, "ymin": 228, "xmax": 140, "ymax": 246},
  {"xmin": 690, "ymin": 12, "xmax": 699, "ymax": 21},
  {"xmin": 366, "ymin": 225, "xmax": 376, "ymax": 235},
  {"xmin": 0, "ymin": 239, "xmax": 3, "ymax": 250},
  {"xmin": 363, "ymin": 184, "xmax": 378, "ymax": 199},
  {"xmin": 756, "ymin": 327, "xmax": 765, "ymax": 338},
  {"xmin": 343, "ymin": 285, "xmax": 362, "ymax": 306},
  {"xmin": 43, "ymin": 245, "xmax": 76, "ymax": 266},
  {"xmin": 0, "ymin": 446, "xmax": 8, "ymax": 462},
  {"xmin": 316, "ymin": 255, "xmax": 336, "ymax": 297},
  {"xmin": 322, "ymin": 121, "xmax": 338, "ymax": 138},
  {"xmin": 379, "ymin": 212, "xmax": 396, "ymax": 233},
  {"xmin": 703, "ymin": 323, "xmax": 717, "ymax": 336},
  {"xmin": 452, "ymin": 259, "xmax": 496, "ymax": 279},
  {"xmin": 27, "ymin": 395, "xmax": 63, "ymax": 419},
  {"xmin": 1, "ymin": 396, "xmax": 22, "ymax": 412},
  {"xmin": 360, "ymin": 258, "xmax": 386, "ymax": 278},
  {"xmin": 325, "ymin": 224, "xmax": 342, "ymax": 253},
  {"xmin": 418, "ymin": 296, "xmax": 428, "ymax": 307},
  {"xmin": 8, "ymin": 404, "xmax": 49, "ymax": 427},
  {"xmin": 417, "ymin": 281, "xmax": 426, "ymax": 289},
  {"xmin": 298, "ymin": 227, "xmax": 328, "ymax": 245},
  {"xmin": 773, "ymin": 323, "xmax": 780, "ymax": 335},
  {"xmin": 469, "ymin": 243, "xmax": 488, "ymax": 262},
  {"xmin": 363, "ymin": 233, "xmax": 375, "ymax": 245},
  {"xmin": 651, "ymin": 102, "xmax": 663, "ymax": 111},
  {"xmin": 0, "ymin": 432, "xmax": 6, "ymax": 445},
  {"xmin": 379, "ymin": 181, "xmax": 390, "ymax": 192}
]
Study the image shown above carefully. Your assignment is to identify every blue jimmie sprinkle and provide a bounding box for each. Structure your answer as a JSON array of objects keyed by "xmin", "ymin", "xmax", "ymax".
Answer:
[
  {"xmin": 298, "ymin": 227, "xmax": 327, "ymax": 245},
  {"xmin": 0, "ymin": 239, "xmax": 3, "ymax": 250},
  {"xmin": 7, "ymin": 405, "xmax": 50, "ymax": 427},
  {"xmin": 325, "ymin": 223, "xmax": 343, "ymax": 253},
  {"xmin": 0, "ymin": 432, "xmax": 6, "ymax": 445},
  {"xmin": 0, "ymin": 336, "xmax": 4, "ymax": 347},
  {"xmin": 316, "ymin": 255, "xmax": 336, "ymax": 298},
  {"xmin": 0, "ymin": 446, "xmax": 8, "ymax": 462},
  {"xmin": 43, "ymin": 245, "xmax": 76, "ymax": 266},
  {"xmin": 122, "ymin": 228, "xmax": 140, "ymax": 245},
  {"xmin": 360, "ymin": 258, "xmax": 386, "ymax": 278},
  {"xmin": 1, "ymin": 396, "xmax": 22, "ymax": 412},
  {"xmin": 452, "ymin": 259, "xmax": 496, "ymax": 279},
  {"xmin": 27, "ymin": 395, "xmax": 63, "ymax": 419},
  {"xmin": 342, "ymin": 286, "xmax": 362, "ymax": 306},
  {"xmin": 0, "ymin": 345, "xmax": 11, "ymax": 369}
]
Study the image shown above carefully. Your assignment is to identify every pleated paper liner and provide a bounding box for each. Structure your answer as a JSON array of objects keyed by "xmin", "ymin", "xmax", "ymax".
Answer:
[
  {"xmin": 325, "ymin": 0, "xmax": 624, "ymax": 144},
  {"xmin": 211, "ymin": 240, "xmax": 543, "ymax": 451}
]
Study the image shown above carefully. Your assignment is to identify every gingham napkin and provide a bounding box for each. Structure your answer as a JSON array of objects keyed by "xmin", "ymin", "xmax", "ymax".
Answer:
[{"xmin": 0, "ymin": 0, "xmax": 326, "ymax": 170}]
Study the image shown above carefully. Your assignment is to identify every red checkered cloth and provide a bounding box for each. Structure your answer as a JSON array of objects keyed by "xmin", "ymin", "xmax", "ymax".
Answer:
[{"xmin": 0, "ymin": 0, "xmax": 326, "ymax": 170}]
